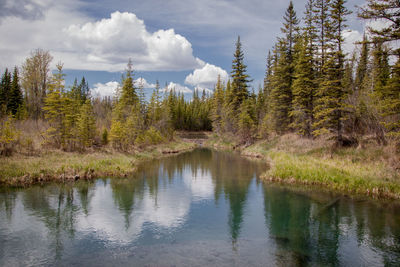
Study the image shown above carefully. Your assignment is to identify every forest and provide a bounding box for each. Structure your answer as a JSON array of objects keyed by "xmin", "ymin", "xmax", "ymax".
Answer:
[{"xmin": 0, "ymin": 0, "xmax": 399, "ymax": 155}]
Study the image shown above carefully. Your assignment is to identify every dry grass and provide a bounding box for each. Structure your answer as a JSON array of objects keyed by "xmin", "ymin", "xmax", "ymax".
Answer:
[
  {"xmin": 0, "ymin": 139, "xmax": 196, "ymax": 187},
  {"xmin": 215, "ymin": 133, "xmax": 400, "ymax": 199}
]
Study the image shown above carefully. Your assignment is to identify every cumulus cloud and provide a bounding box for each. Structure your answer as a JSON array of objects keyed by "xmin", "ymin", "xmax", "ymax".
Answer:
[
  {"xmin": 185, "ymin": 63, "xmax": 228, "ymax": 90},
  {"xmin": 91, "ymin": 77, "xmax": 156, "ymax": 97},
  {"xmin": 63, "ymin": 11, "xmax": 203, "ymax": 71},
  {"xmin": 91, "ymin": 81, "xmax": 119, "ymax": 98},
  {"xmin": 161, "ymin": 82, "xmax": 193, "ymax": 94},
  {"xmin": 136, "ymin": 77, "xmax": 156, "ymax": 89},
  {"xmin": 0, "ymin": 7, "xmax": 204, "ymax": 72}
]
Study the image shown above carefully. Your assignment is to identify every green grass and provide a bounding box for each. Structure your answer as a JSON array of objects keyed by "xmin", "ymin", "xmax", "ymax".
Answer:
[
  {"xmin": 0, "ymin": 140, "xmax": 197, "ymax": 187},
  {"xmin": 213, "ymin": 134, "xmax": 400, "ymax": 199},
  {"xmin": 265, "ymin": 150, "xmax": 400, "ymax": 199}
]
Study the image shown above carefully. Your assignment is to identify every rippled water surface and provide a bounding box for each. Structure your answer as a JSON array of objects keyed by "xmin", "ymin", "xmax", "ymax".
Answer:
[{"xmin": 1, "ymin": 148, "xmax": 399, "ymax": 266}]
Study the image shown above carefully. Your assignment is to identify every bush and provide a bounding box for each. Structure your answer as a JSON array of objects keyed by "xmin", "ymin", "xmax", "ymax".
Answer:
[
  {"xmin": 0, "ymin": 116, "xmax": 20, "ymax": 156},
  {"xmin": 135, "ymin": 127, "xmax": 165, "ymax": 147}
]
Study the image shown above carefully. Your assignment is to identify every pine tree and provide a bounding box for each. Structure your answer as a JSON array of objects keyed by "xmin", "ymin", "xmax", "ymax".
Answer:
[
  {"xmin": 78, "ymin": 99, "xmax": 96, "ymax": 148},
  {"xmin": 238, "ymin": 98, "xmax": 256, "ymax": 143},
  {"xmin": 303, "ymin": 0, "xmax": 318, "ymax": 57},
  {"xmin": 315, "ymin": 0, "xmax": 331, "ymax": 72},
  {"xmin": 43, "ymin": 63, "xmax": 67, "ymax": 147},
  {"xmin": 281, "ymin": 1, "xmax": 300, "ymax": 63},
  {"xmin": 269, "ymin": 42, "xmax": 292, "ymax": 134},
  {"xmin": 110, "ymin": 60, "xmax": 140, "ymax": 149},
  {"xmin": 380, "ymin": 55, "xmax": 400, "ymax": 137},
  {"xmin": 8, "ymin": 67, "xmax": 23, "ymax": 117},
  {"xmin": 358, "ymin": 0, "xmax": 400, "ymax": 56},
  {"xmin": 148, "ymin": 80, "xmax": 162, "ymax": 128},
  {"xmin": 313, "ymin": 0, "xmax": 351, "ymax": 142},
  {"xmin": 211, "ymin": 75, "xmax": 225, "ymax": 132},
  {"xmin": 355, "ymin": 35, "xmax": 369, "ymax": 92},
  {"xmin": 291, "ymin": 36, "xmax": 316, "ymax": 137},
  {"xmin": 231, "ymin": 36, "xmax": 251, "ymax": 114},
  {"xmin": 372, "ymin": 42, "xmax": 391, "ymax": 97},
  {"xmin": 0, "ymin": 69, "xmax": 11, "ymax": 115},
  {"xmin": 119, "ymin": 59, "xmax": 138, "ymax": 108}
]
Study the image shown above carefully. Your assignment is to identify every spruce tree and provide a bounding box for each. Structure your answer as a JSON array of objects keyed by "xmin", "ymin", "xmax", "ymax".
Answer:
[
  {"xmin": 269, "ymin": 42, "xmax": 292, "ymax": 134},
  {"xmin": 0, "ymin": 69, "xmax": 11, "ymax": 115},
  {"xmin": 211, "ymin": 75, "xmax": 225, "ymax": 132},
  {"xmin": 380, "ymin": 56, "xmax": 400, "ymax": 137},
  {"xmin": 43, "ymin": 63, "xmax": 67, "ymax": 147},
  {"xmin": 9, "ymin": 67, "xmax": 23, "ymax": 116},
  {"xmin": 291, "ymin": 36, "xmax": 316, "ymax": 137},
  {"xmin": 238, "ymin": 98, "xmax": 256, "ymax": 143},
  {"xmin": 355, "ymin": 35, "xmax": 369, "ymax": 92},
  {"xmin": 231, "ymin": 36, "xmax": 251, "ymax": 114},
  {"xmin": 78, "ymin": 99, "xmax": 96, "ymax": 148},
  {"xmin": 313, "ymin": 0, "xmax": 351, "ymax": 142},
  {"xmin": 315, "ymin": 0, "xmax": 331, "ymax": 72},
  {"xmin": 358, "ymin": 0, "xmax": 400, "ymax": 56}
]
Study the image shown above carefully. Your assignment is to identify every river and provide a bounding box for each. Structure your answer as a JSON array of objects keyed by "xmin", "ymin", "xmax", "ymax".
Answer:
[{"xmin": 0, "ymin": 148, "xmax": 399, "ymax": 266}]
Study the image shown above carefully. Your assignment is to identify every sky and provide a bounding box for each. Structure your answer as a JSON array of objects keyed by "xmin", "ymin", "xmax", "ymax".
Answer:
[{"xmin": 0, "ymin": 0, "xmax": 367, "ymax": 98}]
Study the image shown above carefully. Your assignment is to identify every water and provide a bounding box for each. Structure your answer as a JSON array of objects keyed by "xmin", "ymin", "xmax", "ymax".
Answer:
[{"xmin": 0, "ymin": 148, "xmax": 399, "ymax": 266}]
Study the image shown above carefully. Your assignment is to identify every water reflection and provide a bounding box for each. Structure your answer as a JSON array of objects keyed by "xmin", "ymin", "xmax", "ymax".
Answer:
[{"xmin": 0, "ymin": 148, "xmax": 399, "ymax": 266}]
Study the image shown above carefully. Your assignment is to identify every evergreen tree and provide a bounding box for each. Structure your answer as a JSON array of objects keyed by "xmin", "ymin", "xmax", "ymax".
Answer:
[
  {"xmin": 315, "ymin": 0, "xmax": 331, "ymax": 72},
  {"xmin": 0, "ymin": 69, "xmax": 11, "ymax": 115},
  {"xmin": 355, "ymin": 35, "xmax": 369, "ymax": 92},
  {"xmin": 231, "ymin": 36, "xmax": 251, "ymax": 114},
  {"xmin": 8, "ymin": 67, "xmax": 23, "ymax": 116},
  {"xmin": 78, "ymin": 99, "xmax": 96, "ymax": 148},
  {"xmin": 380, "ymin": 56, "xmax": 400, "ymax": 137},
  {"xmin": 313, "ymin": 0, "xmax": 351, "ymax": 142},
  {"xmin": 291, "ymin": 36, "xmax": 316, "ymax": 137},
  {"xmin": 148, "ymin": 80, "xmax": 162, "ymax": 128},
  {"xmin": 43, "ymin": 63, "xmax": 67, "ymax": 147},
  {"xmin": 238, "ymin": 98, "xmax": 256, "ymax": 143},
  {"xmin": 372, "ymin": 42, "xmax": 391, "ymax": 97},
  {"xmin": 281, "ymin": 1, "xmax": 300, "ymax": 63},
  {"xmin": 358, "ymin": 0, "xmax": 400, "ymax": 56},
  {"xmin": 211, "ymin": 75, "xmax": 225, "ymax": 132},
  {"xmin": 269, "ymin": 42, "xmax": 292, "ymax": 134}
]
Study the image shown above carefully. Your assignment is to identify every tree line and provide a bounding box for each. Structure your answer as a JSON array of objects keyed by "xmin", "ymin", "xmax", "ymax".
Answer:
[
  {"xmin": 211, "ymin": 0, "xmax": 399, "ymax": 145},
  {"xmin": 0, "ymin": 0, "xmax": 399, "ymax": 154}
]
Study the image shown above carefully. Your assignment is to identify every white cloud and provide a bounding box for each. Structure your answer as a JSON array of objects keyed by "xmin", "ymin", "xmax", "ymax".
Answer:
[
  {"xmin": 91, "ymin": 77, "xmax": 156, "ymax": 97},
  {"xmin": 136, "ymin": 77, "xmax": 156, "ymax": 89},
  {"xmin": 194, "ymin": 87, "xmax": 214, "ymax": 95},
  {"xmin": 185, "ymin": 63, "xmax": 228, "ymax": 90},
  {"xmin": 343, "ymin": 29, "xmax": 363, "ymax": 55},
  {"xmin": 91, "ymin": 81, "xmax": 119, "ymax": 98},
  {"xmin": 63, "ymin": 11, "xmax": 203, "ymax": 71},
  {"xmin": 161, "ymin": 82, "xmax": 193, "ymax": 94},
  {"xmin": 0, "ymin": 7, "xmax": 203, "ymax": 72}
]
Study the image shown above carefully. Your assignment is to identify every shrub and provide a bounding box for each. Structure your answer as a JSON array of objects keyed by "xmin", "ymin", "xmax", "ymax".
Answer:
[{"xmin": 0, "ymin": 116, "xmax": 20, "ymax": 156}]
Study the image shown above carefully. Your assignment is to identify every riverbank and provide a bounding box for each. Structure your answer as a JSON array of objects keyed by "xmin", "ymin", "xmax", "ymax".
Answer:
[
  {"xmin": 205, "ymin": 133, "xmax": 400, "ymax": 199},
  {"xmin": 0, "ymin": 139, "xmax": 197, "ymax": 187}
]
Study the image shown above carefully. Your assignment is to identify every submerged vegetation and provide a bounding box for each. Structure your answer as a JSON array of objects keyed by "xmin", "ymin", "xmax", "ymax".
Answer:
[{"xmin": 0, "ymin": 0, "xmax": 399, "ymax": 199}]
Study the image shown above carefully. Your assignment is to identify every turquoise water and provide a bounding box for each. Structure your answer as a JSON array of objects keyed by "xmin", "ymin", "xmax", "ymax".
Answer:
[{"xmin": 0, "ymin": 148, "xmax": 399, "ymax": 266}]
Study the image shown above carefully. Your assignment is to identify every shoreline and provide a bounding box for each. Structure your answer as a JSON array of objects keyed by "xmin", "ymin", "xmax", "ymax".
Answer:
[
  {"xmin": 204, "ymin": 134, "xmax": 400, "ymax": 200},
  {"xmin": 0, "ymin": 139, "xmax": 197, "ymax": 188},
  {"xmin": 2, "ymin": 132, "xmax": 400, "ymax": 201}
]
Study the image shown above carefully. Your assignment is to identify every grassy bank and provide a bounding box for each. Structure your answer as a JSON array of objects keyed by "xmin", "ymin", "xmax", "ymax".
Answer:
[
  {"xmin": 0, "ymin": 139, "xmax": 196, "ymax": 187},
  {"xmin": 206, "ymin": 134, "xmax": 400, "ymax": 199}
]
